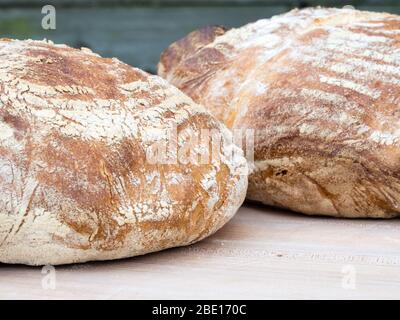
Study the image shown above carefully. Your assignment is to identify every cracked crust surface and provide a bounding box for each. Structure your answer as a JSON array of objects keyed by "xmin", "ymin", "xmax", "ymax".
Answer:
[
  {"xmin": 159, "ymin": 7, "xmax": 400, "ymax": 218},
  {"xmin": 0, "ymin": 39, "xmax": 248, "ymax": 265}
]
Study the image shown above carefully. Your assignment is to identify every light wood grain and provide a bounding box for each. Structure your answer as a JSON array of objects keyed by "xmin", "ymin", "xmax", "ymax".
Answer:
[{"xmin": 1, "ymin": 203, "xmax": 400, "ymax": 300}]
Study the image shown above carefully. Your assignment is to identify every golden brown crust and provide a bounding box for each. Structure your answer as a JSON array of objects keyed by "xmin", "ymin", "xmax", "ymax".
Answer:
[
  {"xmin": 0, "ymin": 39, "xmax": 248, "ymax": 265},
  {"xmin": 159, "ymin": 25, "xmax": 228, "ymax": 82},
  {"xmin": 158, "ymin": 7, "xmax": 400, "ymax": 218}
]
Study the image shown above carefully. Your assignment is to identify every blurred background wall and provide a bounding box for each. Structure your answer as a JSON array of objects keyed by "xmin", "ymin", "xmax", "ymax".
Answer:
[{"xmin": 0, "ymin": 0, "xmax": 398, "ymax": 73}]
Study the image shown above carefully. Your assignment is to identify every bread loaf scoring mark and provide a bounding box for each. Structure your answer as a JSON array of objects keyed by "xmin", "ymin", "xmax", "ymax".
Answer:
[
  {"xmin": 159, "ymin": 25, "xmax": 228, "ymax": 81},
  {"xmin": 23, "ymin": 47, "xmax": 145, "ymax": 101}
]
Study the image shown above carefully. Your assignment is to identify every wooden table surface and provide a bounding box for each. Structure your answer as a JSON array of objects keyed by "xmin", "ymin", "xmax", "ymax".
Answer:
[{"xmin": 1, "ymin": 203, "xmax": 400, "ymax": 300}]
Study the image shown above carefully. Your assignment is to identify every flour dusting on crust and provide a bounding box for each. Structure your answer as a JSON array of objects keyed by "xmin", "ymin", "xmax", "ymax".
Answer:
[
  {"xmin": 159, "ymin": 7, "xmax": 400, "ymax": 218},
  {"xmin": 0, "ymin": 39, "xmax": 248, "ymax": 265}
]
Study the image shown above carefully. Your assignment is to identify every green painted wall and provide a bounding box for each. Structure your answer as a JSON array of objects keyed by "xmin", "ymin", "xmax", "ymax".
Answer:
[{"xmin": 0, "ymin": 0, "xmax": 398, "ymax": 73}]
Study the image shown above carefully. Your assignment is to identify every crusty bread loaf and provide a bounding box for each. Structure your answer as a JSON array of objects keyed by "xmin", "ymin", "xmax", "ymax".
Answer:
[
  {"xmin": 159, "ymin": 7, "xmax": 400, "ymax": 218},
  {"xmin": 0, "ymin": 39, "xmax": 248, "ymax": 265}
]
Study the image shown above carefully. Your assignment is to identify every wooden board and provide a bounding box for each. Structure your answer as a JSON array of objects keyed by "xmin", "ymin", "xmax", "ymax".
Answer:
[{"xmin": 1, "ymin": 203, "xmax": 400, "ymax": 300}]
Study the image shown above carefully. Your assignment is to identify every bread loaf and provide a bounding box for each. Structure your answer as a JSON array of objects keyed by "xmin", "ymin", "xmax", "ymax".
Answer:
[
  {"xmin": 159, "ymin": 7, "xmax": 400, "ymax": 218},
  {"xmin": 0, "ymin": 39, "xmax": 248, "ymax": 265}
]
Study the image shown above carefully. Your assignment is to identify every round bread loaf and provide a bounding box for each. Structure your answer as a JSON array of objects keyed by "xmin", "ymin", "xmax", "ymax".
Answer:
[
  {"xmin": 0, "ymin": 39, "xmax": 248, "ymax": 265},
  {"xmin": 159, "ymin": 7, "xmax": 400, "ymax": 218}
]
